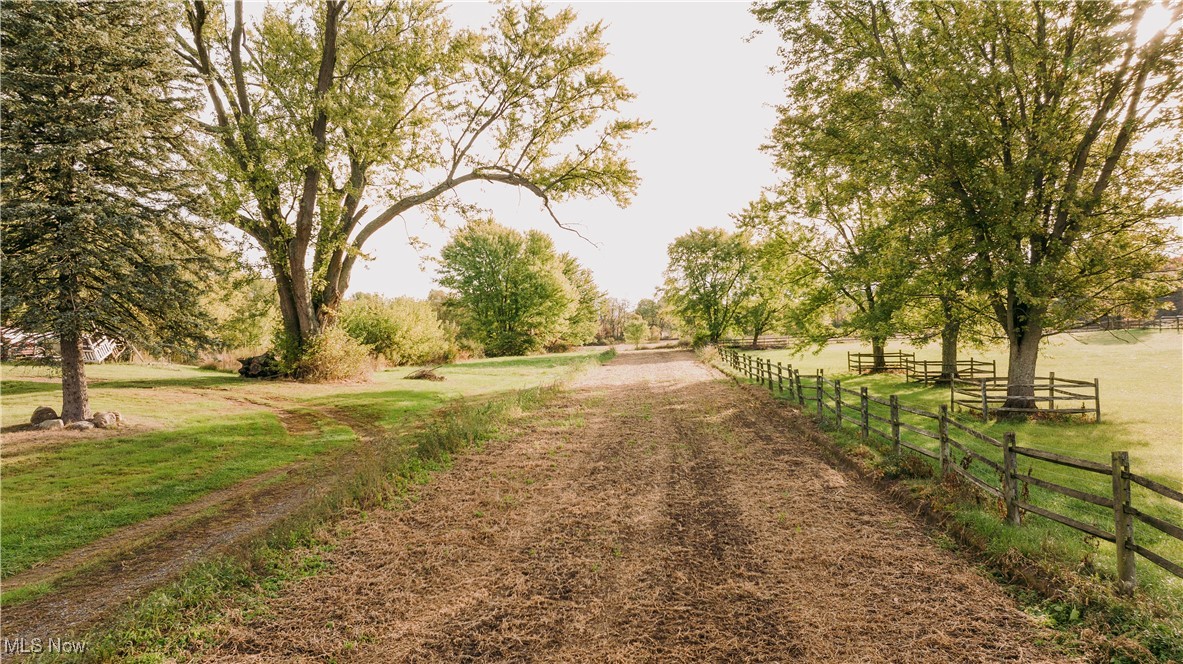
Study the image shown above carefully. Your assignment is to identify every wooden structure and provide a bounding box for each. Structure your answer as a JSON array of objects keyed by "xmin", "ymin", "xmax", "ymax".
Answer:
[
  {"xmin": 847, "ymin": 350, "xmax": 914, "ymax": 373},
  {"xmin": 950, "ymin": 374, "xmax": 1100, "ymax": 422},
  {"xmin": 0, "ymin": 327, "xmax": 122, "ymax": 363},
  {"xmin": 905, "ymin": 358, "xmax": 996, "ymax": 384},
  {"xmin": 718, "ymin": 346, "xmax": 1183, "ymax": 592}
]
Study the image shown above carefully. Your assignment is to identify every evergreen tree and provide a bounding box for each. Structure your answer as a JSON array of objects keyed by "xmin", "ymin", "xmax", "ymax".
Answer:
[{"xmin": 2, "ymin": 1, "xmax": 216, "ymax": 421}]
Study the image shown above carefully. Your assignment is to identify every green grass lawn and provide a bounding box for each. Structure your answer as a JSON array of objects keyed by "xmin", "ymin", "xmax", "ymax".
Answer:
[
  {"xmin": 733, "ymin": 330, "xmax": 1183, "ymax": 599},
  {"xmin": 0, "ymin": 350, "xmax": 603, "ymax": 580}
]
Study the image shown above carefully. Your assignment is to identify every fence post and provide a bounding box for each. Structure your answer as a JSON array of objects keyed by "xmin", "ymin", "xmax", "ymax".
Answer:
[
  {"xmin": 768, "ymin": 360, "xmax": 775, "ymax": 394},
  {"xmin": 1002, "ymin": 432, "xmax": 1021, "ymax": 526},
  {"xmin": 834, "ymin": 379, "xmax": 843, "ymax": 428},
  {"xmin": 796, "ymin": 370, "xmax": 805, "ymax": 407},
  {"xmin": 938, "ymin": 405, "xmax": 950, "ymax": 479},
  {"xmin": 860, "ymin": 387, "xmax": 870, "ymax": 439},
  {"xmin": 1094, "ymin": 379, "xmax": 1101, "ymax": 424},
  {"xmin": 815, "ymin": 375, "xmax": 824, "ymax": 420},
  {"xmin": 980, "ymin": 379, "xmax": 989, "ymax": 422},
  {"xmin": 1048, "ymin": 372, "xmax": 1056, "ymax": 412},
  {"xmin": 776, "ymin": 362, "xmax": 784, "ymax": 393},
  {"xmin": 889, "ymin": 395, "xmax": 901, "ymax": 455},
  {"xmin": 1112, "ymin": 450, "xmax": 1135, "ymax": 595}
]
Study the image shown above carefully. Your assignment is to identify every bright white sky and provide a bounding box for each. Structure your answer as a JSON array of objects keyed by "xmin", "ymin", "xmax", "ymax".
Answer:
[{"xmin": 346, "ymin": 1, "xmax": 785, "ymax": 306}]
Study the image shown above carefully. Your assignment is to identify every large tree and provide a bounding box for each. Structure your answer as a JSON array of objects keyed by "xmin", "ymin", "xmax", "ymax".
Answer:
[
  {"xmin": 738, "ymin": 188, "xmax": 913, "ymax": 369},
  {"xmin": 756, "ymin": 0, "xmax": 1183, "ymax": 409},
  {"xmin": 179, "ymin": 1, "xmax": 643, "ymax": 365},
  {"xmin": 1, "ymin": 0, "xmax": 216, "ymax": 422},
  {"xmin": 662, "ymin": 228, "xmax": 757, "ymax": 344},
  {"xmin": 437, "ymin": 220, "xmax": 594, "ymax": 357}
]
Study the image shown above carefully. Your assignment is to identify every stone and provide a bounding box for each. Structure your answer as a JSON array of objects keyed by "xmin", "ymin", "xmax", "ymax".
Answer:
[
  {"xmin": 35, "ymin": 418, "xmax": 64, "ymax": 430},
  {"xmin": 92, "ymin": 412, "xmax": 119, "ymax": 429},
  {"xmin": 65, "ymin": 420, "xmax": 95, "ymax": 431},
  {"xmin": 31, "ymin": 406, "xmax": 58, "ymax": 425}
]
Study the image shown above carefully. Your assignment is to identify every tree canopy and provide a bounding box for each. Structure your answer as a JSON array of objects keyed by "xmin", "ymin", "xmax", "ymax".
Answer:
[
  {"xmin": 662, "ymin": 228, "xmax": 758, "ymax": 344},
  {"xmin": 1, "ymin": 0, "xmax": 217, "ymax": 420},
  {"xmin": 755, "ymin": 0, "xmax": 1183, "ymax": 402},
  {"xmin": 179, "ymin": 0, "xmax": 645, "ymax": 365},
  {"xmin": 436, "ymin": 220, "xmax": 601, "ymax": 356}
]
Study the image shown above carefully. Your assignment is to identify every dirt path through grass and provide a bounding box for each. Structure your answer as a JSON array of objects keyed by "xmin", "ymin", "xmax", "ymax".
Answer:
[
  {"xmin": 199, "ymin": 349, "xmax": 1068, "ymax": 663},
  {"xmin": 0, "ymin": 397, "xmax": 369, "ymax": 643}
]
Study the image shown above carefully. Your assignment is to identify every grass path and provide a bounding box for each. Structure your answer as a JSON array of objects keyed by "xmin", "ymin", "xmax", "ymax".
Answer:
[{"xmin": 187, "ymin": 350, "xmax": 1068, "ymax": 663}]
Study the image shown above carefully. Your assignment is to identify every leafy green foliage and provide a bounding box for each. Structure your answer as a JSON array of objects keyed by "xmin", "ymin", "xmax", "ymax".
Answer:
[
  {"xmin": 204, "ymin": 271, "xmax": 279, "ymax": 353},
  {"xmin": 180, "ymin": 1, "xmax": 645, "ymax": 353},
  {"xmin": 437, "ymin": 220, "xmax": 601, "ymax": 356},
  {"xmin": 339, "ymin": 294, "xmax": 455, "ymax": 366},
  {"xmin": 754, "ymin": 0, "xmax": 1183, "ymax": 390},
  {"xmin": 623, "ymin": 314, "xmax": 648, "ymax": 348},
  {"xmin": 662, "ymin": 228, "xmax": 757, "ymax": 344},
  {"xmin": 288, "ymin": 326, "xmax": 370, "ymax": 382},
  {"xmin": 0, "ymin": 0, "xmax": 217, "ymax": 353}
]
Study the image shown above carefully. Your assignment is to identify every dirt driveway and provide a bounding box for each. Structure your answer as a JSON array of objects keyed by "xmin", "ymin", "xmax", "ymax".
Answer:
[{"xmin": 196, "ymin": 349, "xmax": 1066, "ymax": 663}]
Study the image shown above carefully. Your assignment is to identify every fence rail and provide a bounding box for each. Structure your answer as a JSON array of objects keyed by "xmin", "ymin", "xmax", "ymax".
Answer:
[
  {"xmin": 847, "ymin": 351, "xmax": 915, "ymax": 373},
  {"xmin": 906, "ymin": 358, "xmax": 997, "ymax": 384},
  {"xmin": 717, "ymin": 346, "xmax": 1183, "ymax": 593},
  {"xmin": 950, "ymin": 374, "xmax": 1100, "ymax": 422}
]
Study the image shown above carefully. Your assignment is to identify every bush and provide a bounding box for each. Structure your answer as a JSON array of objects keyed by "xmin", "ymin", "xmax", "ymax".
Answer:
[
  {"xmin": 339, "ymin": 294, "xmax": 456, "ymax": 366},
  {"xmin": 289, "ymin": 326, "xmax": 371, "ymax": 382}
]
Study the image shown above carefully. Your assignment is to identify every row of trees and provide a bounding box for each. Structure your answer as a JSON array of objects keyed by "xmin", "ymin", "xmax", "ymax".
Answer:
[
  {"xmin": 748, "ymin": 0, "xmax": 1183, "ymax": 409},
  {"xmin": 666, "ymin": 3, "xmax": 1183, "ymax": 409},
  {"xmin": 1, "ymin": 1, "xmax": 644, "ymax": 420},
  {"xmin": 661, "ymin": 228, "xmax": 814, "ymax": 347}
]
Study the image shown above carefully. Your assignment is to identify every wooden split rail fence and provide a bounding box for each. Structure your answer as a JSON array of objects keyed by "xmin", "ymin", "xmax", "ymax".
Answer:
[
  {"xmin": 906, "ymin": 358, "xmax": 997, "ymax": 383},
  {"xmin": 847, "ymin": 351, "xmax": 914, "ymax": 373},
  {"xmin": 951, "ymin": 375, "xmax": 1100, "ymax": 423},
  {"xmin": 718, "ymin": 346, "xmax": 1183, "ymax": 593}
]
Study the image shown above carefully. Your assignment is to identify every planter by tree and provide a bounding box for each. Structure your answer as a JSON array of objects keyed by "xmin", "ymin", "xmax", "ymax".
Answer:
[
  {"xmin": 179, "ymin": 1, "xmax": 643, "ymax": 366},
  {"xmin": 756, "ymin": 1, "xmax": 1183, "ymax": 410},
  {"xmin": 1, "ymin": 1, "xmax": 216, "ymax": 422}
]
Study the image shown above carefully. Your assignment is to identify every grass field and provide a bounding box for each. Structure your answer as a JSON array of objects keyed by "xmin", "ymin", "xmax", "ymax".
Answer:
[
  {"xmin": 735, "ymin": 329, "xmax": 1183, "ymax": 599},
  {"xmin": 0, "ymin": 351, "xmax": 604, "ymax": 580}
]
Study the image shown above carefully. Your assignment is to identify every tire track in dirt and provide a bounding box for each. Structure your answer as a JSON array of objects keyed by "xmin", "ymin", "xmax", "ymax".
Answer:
[
  {"xmin": 193, "ymin": 350, "xmax": 1070, "ymax": 663},
  {"xmin": 0, "ymin": 396, "xmax": 374, "ymax": 646}
]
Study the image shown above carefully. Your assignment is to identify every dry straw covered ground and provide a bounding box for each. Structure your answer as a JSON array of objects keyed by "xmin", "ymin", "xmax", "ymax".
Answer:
[{"xmin": 199, "ymin": 349, "xmax": 1069, "ymax": 663}]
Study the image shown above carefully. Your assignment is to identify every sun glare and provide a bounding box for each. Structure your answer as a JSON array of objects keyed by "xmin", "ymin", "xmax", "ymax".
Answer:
[{"xmin": 1136, "ymin": 3, "xmax": 1180, "ymax": 47}]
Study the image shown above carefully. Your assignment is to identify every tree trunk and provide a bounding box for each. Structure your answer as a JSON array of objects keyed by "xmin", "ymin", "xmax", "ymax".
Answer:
[
  {"xmin": 937, "ymin": 320, "xmax": 960, "ymax": 385},
  {"xmin": 1003, "ymin": 321, "xmax": 1042, "ymax": 414},
  {"xmin": 271, "ymin": 253, "xmax": 323, "ymax": 364},
  {"xmin": 870, "ymin": 336, "xmax": 887, "ymax": 372},
  {"xmin": 60, "ymin": 328, "xmax": 91, "ymax": 423}
]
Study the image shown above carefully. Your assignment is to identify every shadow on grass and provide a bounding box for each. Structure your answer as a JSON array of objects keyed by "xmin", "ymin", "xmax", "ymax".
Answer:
[
  {"xmin": 447, "ymin": 352, "xmax": 599, "ymax": 371},
  {"xmin": 0, "ymin": 380, "xmax": 63, "ymax": 396},
  {"xmin": 88, "ymin": 373, "xmax": 248, "ymax": 391}
]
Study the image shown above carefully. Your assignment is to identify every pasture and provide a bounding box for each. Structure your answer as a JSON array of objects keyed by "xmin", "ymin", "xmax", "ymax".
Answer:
[
  {"xmin": 739, "ymin": 330, "xmax": 1183, "ymax": 602},
  {"xmin": 0, "ymin": 351, "xmax": 605, "ymax": 585},
  {"xmin": 751, "ymin": 329, "xmax": 1182, "ymax": 486}
]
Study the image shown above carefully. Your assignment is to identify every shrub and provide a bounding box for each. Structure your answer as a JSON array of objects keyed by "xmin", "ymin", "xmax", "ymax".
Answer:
[
  {"xmin": 339, "ymin": 294, "xmax": 456, "ymax": 366},
  {"xmin": 623, "ymin": 314, "xmax": 648, "ymax": 349},
  {"xmin": 290, "ymin": 326, "xmax": 370, "ymax": 382}
]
